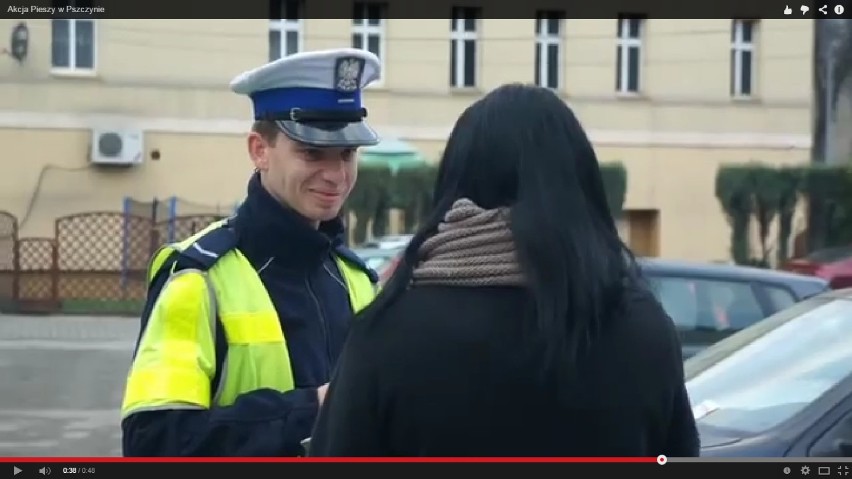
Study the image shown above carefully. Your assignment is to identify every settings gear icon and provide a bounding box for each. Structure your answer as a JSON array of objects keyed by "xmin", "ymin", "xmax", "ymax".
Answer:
[{"xmin": 802, "ymin": 466, "xmax": 811, "ymax": 475}]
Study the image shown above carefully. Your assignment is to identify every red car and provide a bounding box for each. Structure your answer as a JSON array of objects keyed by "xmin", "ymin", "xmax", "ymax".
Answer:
[
  {"xmin": 379, "ymin": 254, "xmax": 400, "ymax": 285},
  {"xmin": 782, "ymin": 246, "xmax": 852, "ymax": 289}
]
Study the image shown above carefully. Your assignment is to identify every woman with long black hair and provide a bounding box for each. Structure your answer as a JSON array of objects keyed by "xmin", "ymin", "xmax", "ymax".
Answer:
[{"xmin": 308, "ymin": 83, "xmax": 699, "ymax": 457}]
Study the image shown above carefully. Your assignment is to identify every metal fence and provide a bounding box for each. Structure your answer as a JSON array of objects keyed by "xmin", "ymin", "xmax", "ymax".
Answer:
[
  {"xmin": 124, "ymin": 196, "xmax": 239, "ymax": 243},
  {"xmin": 0, "ymin": 208, "xmax": 227, "ymax": 317}
]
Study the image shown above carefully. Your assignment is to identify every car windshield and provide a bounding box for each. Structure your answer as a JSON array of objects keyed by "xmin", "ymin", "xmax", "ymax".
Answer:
[{"xmin": 684, "ymin": 295, "xmax": 852, "ymax": 435}]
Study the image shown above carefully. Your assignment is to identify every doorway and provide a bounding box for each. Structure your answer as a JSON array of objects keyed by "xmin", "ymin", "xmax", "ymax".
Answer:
[{"xmin": 625, "ymin": 209, "xmax": 660, "ymax": 257}]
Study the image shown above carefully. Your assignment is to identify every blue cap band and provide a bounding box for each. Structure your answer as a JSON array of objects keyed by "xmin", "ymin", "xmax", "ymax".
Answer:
[{"xmin": 250, "ymin": 87, "xmax": 363, "ymax": 120}]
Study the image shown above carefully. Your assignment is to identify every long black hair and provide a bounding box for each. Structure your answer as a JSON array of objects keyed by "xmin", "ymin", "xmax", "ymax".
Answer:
[{"xmin": 360, "ymin": 83, "xmax": 640, "ymax": 373}]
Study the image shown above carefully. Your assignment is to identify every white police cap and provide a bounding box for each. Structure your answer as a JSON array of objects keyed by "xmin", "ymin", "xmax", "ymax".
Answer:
[{"xmin": 230, "ymin": 48, "xmax": 382, "ymax": 147}]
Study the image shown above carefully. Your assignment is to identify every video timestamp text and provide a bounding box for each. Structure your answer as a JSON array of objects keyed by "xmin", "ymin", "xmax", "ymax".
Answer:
[{"xmin": 62, "ymin": 466, "xmax": 96, "ymax": 474}]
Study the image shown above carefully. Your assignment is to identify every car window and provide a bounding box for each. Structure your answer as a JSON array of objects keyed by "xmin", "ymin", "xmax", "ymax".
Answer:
[
  {"xmin": 763, "ymin": 285, "xmax": 797, "ymax": 311},
  {"xmin": 646, "ymin": 276, "xmax": 765, "ymax": 331},
  {"xmin": 685, "ymin": 297, "xmax": 852, "ymax": 435}
]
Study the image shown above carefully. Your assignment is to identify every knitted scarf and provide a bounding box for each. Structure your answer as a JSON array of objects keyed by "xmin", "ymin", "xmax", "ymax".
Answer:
[{"xmin": 411, "ymin": 198, "xmax": 525, "ymax": 287}]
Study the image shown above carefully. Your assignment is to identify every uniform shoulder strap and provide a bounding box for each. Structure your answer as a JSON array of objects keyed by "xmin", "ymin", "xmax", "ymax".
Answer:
[
  {"xmin": 147, "ymin": 217, "xmax": 238, "ymax": 283},
  {"xmin": 175, "ymin": 219, "xmax": 239, "ymax": 272}
]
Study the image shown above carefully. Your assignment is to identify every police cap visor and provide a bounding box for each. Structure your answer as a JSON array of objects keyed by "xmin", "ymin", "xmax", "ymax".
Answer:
[{"xmin": 274, "ymin": 119, "xmax": 379, "ymax": 148}]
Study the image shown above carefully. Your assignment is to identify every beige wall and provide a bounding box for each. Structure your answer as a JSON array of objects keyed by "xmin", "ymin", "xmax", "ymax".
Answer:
[{"xmin": 0, "ymin": 18, "xmax": 814, "ymax": 262}]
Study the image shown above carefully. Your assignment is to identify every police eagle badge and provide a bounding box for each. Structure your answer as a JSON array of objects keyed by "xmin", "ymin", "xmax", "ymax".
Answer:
[{"xmin": 334, "ymin": 57, "xmax": 364, "ymax": 92}]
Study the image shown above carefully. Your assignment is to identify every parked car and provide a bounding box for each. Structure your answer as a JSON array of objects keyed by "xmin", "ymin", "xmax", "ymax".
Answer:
[
  {"xmin": 352, "ymin": 246, "xmax": 404, "ymax": 280},
  {"xmin": 366, "ymin": 254, "xmax": 828, "ymax": 355},
  {"xmin": 378, "ymin": 254, "xmax": 401, "ymax": 284},
  {"xmin": 686, "ymin": 288, "xmax": 852, "ymax": 457},
  {"xmin": 355, "ymin": 235, "xmax": 412, "ymax": 284},
  {"xmin": 781, "ymin": 246, "xmax": 852, "ymax": 289},
  {"xmin": 639, "ymin": 258, "xmax": 829, "ymax": 358},
  {"xmin": 359, "ymin": 234, "xmax": 413, "ymax": 250}
]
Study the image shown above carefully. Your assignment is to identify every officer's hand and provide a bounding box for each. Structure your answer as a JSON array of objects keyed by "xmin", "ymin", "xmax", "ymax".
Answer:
[{"xmin": 317, "ymin": 383, "xmax": 329, "ymax": 406}]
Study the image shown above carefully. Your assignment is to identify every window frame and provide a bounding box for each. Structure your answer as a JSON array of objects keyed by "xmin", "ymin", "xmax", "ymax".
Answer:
[
  {"xmin": 268, "ymin": 0, "xmax": 304, "ymax": 61},
  {"xmin": 615, "ymin": 15, "xmax": 643, "ymax": 95},
  {"xmin": 50, "ymin": 17, "xmax": 97, "ymax": 75},
  {"xmin": 731, "ymin": 19, "xmax": 757, "ymax": 98},
  {"xmin": 351, "ymin": 2, "xmax": 387, "ymax": 88},
  {"xmin": 450, "ymin": 6, "xmax": 480, "ymax": 89},
  {"xmin": 534, "ymin": 11, "xmax": 564, "ymax": 90}
]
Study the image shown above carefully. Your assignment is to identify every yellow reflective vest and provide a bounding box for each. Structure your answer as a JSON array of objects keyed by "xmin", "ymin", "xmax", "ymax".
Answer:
[{"xmin": 120, "ymin": 219, "xmax": 376, "ymax": 419}]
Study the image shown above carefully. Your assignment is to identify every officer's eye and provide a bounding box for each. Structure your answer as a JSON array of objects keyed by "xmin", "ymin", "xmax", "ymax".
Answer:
[
  {"xmin": 301, "ymin": 148, "xmax": 323, "ymax": 160},
  {"xmin": 342, "ymin": 148, "xmax": 356, "ymax": 161}
]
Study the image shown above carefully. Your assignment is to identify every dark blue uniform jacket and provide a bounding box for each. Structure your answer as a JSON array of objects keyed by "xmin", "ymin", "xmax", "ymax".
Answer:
[{"xmin": 121, "ymin": 173, "xmax": 376, "ymax": 457}]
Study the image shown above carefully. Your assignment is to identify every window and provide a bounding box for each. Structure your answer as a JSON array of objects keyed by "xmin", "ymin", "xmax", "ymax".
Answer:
[
  {"xmin": 534, "ymin": 11, "xmax": 563, "ymax": 89},
  {"xmin": 647, "ymin": 276, "xmax": 764, "ymax": 331},
  {"xmin": 763, "ymin": 285, "xmax": 796, "ymax": 312},
  {"xmin": 269, "ymin": 0, "xmax": 303, "ymax": 61},
  {"xmin": 51, "ymin": 0, "xmax": 95, "ymax": 71},
  {"xmin": 352, "ymin": 2, "xmax": 385, "ymax": 85},
  {"xmin": 450, "ymin": 7, "xmax": 479, "ymax": 88},
  {"xmin": 685, "ymin": 297, "xmax": 852, "ymax": 435},
  {"xmin": 731, "ymin": 19, "xmax": 756, "ymax": 97},
  {"xmin": 615, "ymin": 15, "xmax": 643, "ymax": 94}
]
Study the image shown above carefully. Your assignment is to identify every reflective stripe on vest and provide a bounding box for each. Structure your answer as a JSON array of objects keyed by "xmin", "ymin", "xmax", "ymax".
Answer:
[{"xmin": 121, "ymin": 220, "xmax": 376, "ymax": 418}]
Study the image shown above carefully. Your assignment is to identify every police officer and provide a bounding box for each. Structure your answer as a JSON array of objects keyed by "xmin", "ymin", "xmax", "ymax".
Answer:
[{"xmin": 120, "ymin": 48, "xmax": 381, "ymax": 457}]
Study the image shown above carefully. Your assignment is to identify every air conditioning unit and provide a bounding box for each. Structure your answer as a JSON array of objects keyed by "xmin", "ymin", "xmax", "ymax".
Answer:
[{"xmin": 90, "ymin": 128, "xmax": 144, "ymax": 166}]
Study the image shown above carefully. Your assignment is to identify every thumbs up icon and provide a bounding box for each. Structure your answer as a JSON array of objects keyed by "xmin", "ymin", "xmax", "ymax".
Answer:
[{"xmin": 784, "ymin": 5, "xmax": 792, "ymax": 13}]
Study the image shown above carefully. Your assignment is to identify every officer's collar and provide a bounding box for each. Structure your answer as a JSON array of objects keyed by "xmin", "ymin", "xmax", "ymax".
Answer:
[{"xmin": 233, "ymin": 172, "xmax": 345, "ymax": 268}]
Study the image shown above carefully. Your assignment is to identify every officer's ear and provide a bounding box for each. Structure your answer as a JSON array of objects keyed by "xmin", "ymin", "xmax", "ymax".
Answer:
[{"xmin": 247, "ymin": 131, "xmax": 270, "ymax": 171}]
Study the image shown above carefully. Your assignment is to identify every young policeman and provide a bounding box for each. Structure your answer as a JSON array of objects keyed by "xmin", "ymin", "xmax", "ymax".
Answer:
[{"xmin": 120, "ymin": 48, "xmax": 381, "ymax": 457}]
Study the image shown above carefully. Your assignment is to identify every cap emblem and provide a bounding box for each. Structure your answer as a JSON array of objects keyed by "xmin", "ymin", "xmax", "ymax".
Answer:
[{"xmin": 334, "ymin": 57, "xmax": 365, "ymax": 93}]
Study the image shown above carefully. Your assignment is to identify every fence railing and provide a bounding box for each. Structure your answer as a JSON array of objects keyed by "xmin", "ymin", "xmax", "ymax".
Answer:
[{"xmin": 0, "ymin": 209, "xmax": 225, "ymax": 316}]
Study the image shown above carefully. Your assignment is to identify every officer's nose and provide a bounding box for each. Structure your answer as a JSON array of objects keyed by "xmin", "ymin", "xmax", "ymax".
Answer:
[{"xmin": 319, "ymin": 157, "xmax": 348, "ymax": 184}]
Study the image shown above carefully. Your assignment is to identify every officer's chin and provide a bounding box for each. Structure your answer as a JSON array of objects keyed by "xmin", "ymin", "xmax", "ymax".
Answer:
[{"xmin": 307, "ymin": 205, "xmax": 343, "ymax": 224}]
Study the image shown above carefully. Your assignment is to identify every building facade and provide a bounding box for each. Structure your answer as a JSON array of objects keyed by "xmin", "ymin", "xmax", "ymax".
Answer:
[{"xmin": 0, "ymin": 11, "xmax": 814, "ymax": 262}]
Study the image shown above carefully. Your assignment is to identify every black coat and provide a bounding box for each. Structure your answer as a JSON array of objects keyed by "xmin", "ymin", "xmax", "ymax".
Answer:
[{"xmin": 309, "ymin": 283, "xmax": 700, "ymax": 457}]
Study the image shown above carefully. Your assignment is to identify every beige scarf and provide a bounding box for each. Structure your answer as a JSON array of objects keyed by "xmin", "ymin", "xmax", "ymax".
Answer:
[{"xmin": 411, "ymin": 198, "xmax": 525, "ymax": 287}]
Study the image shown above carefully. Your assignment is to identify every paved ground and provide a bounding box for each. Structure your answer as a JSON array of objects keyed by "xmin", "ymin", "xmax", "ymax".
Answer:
[{"xmin": 0, "ymin": 314, "xmax": 139, "ymax": 457}]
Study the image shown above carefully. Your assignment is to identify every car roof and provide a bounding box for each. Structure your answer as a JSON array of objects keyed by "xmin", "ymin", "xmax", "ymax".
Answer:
[
  {"xmin": 352, "ymin": 247, "xmax": 401, "ymax": 257},
  {"xmin": 637, "ymin": 257, "xmax": 829, "ymax": 287},
  {"xmin": 376, "ymin": 234, "xmax": 413, "ymax": 240}
]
